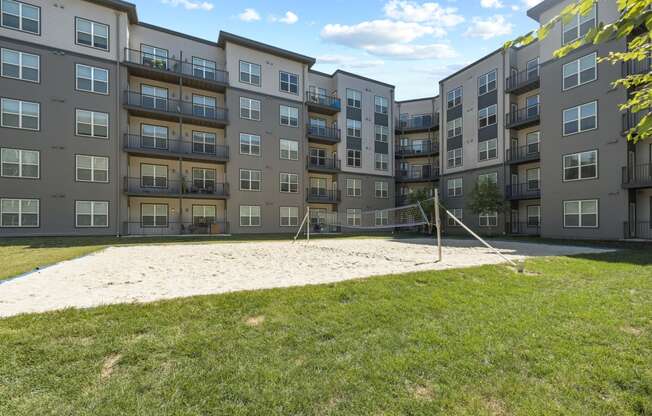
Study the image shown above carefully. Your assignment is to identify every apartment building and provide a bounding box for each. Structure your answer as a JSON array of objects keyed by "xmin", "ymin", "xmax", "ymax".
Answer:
[{"xmin": 0, "ymin": 0, "xmax": 395, "ymax": 236}]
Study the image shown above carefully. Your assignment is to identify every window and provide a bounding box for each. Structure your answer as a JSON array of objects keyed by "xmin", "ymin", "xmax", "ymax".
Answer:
[
  {"xmin": 527, "ymin": 58, "xmax": 539, "ymax": 79},
  {"xmin": 76, "ymin": 109, "xmax": 108, "ymax": 138},
  {"xmin": 193, "ymin": 205, "xmax": 216, "ymax": 225},
  {"xmin": 478, "ymin": 70, "xmax": 496, "ymax": 96},
  {"xmin": 75, "ymin": 64, "xmax": 108, "ymax": 94},
  {"xmin": 478, "ymin": 104, "xmax": 497, "ymax": 128},
  {"xmin": 479, "ymin": 138, "xmax": 497, "ymax": 161},
  {"xmin": 346, "ymin": 119, "xmax": 361, "ymax": 138},
  {"xmin": 447, "ymin": 148, "xmax": 463, "ymax": 168},
  {"xmin": 240, "ymin": 205, "xmax": 261, "ymax": 227},
  {"xmin": 375, "ymin": 210, "xmax": 389, "ymax": 226},
  {"xmin": 1, "ymin": 148, "xmax": 38, "ymax": 178},
  {"xmin": 192, "ymin": 95, "xmax": 216, "ymax": 118},
  {"xmin": 527, "ymin": 205, "xmax": 541, "ymax": 226},
  {"xmin": 239, "ymin": 61, "xmax": 261, "ymax": 86},
  {"xmin": 279, "ymin": 71, "xmax": 298, "ymax": 94},
  {"xmin": 479, "ymin": 212, "xmax": 498, "ymax": 227},
  {"xmin": 346, "ymin": 208, "xmax": 361, "ymax": 226},
  {"xmin": 564, "ymin": 200, "xmax": 598, "ymax": 228},
  {"xmin": 375, "ymin": 181, "xmax": 388, "ymax": 199},
  {"xmin": 75, "ymin": 201, "xmax": 108, "ymax": 228},
  {"xmin": 526, "ymin": 168, "xmax": 540, "ymax": 190},
  {"xmin": 1, "ymin": 98, "xmax": 38, "ymax": 130},
  {"xmin": 140, "ymin": 84, "xmax": 167, "ymax": 109},
  {"xmin": 280, "ymin": 173, "xmax": 298, "ymax": 193},
  {"xmin": 375, "ymin": 153, "xmax": 389, "ymax": 171},
  {"xmin": 447, "ymin": 208, "xmax": 463, "ymax": 226},
  {"xmin": 563, "ymin": 101, "xmax": 597, "ymax": 136},
  {"xmin": 75, "ymin": 17, "xmax": 108, "ymax": 50},
  {"xmin": 347, "ymin": 149, "xmax": 361, "ymax": 168},
  {"xmin": 240, "ymin": 169, "xmax": 261, "ymax": 191},
  {"xmin": 447, "ymin": 87, "xmax": 462, "ymax": 108},
  {"xmin": 1, "ymin": 0, "xmax": 39, "ymax": 34},
  {"xmin": 310, "ymin": 177, "xmax": 327, "ymax": 196},
  {"xmin": 192, "ymin": 168, "xmax": 216, "ymax": 191},
  {"xmin": 1, "ymin": 48, "xmax": 39, "ymax": 82},
  {"xmin": 76, "ymin": 155, "xmax": 108, "ymax": 182},
  {"xmin": 563, "ymin": 150, "xmax": 598, "ymax": 181},
  {"xmin": 240, "ymin": 97, "xmax": 261, "ymax": 120},
  {"xmin": 562, "ymin": 5, "xmax": 596, "ymax": 45},
  {"xmin": 280, "ymin": 207, "xmax": 299, "ymax": 227},
  {"xmin": 346, "ymin": 178, "xmax": 361, "ymax": 197},
  {"xmin": 192, "ymin": 57, "xmax": 216, "ymax": 80},
  {"xmin": 1, "ymin": 198, "xmax": 38, "ymax": 227},
  {"xmin": 478, "ymin": 172, "xmax": 497, "ymax": 186},
  {"xmin": 141, "ymin": 45, "xmax": 168, "ymax": 69},
  {"xmin": 280, "ymin": 139, "xmax": 298, "ymax": 160},
  {"xmin": 141, "ymin": 204, "xmax": 168, "ymax": 227},
  {"xmin": 346, "ymin": 89, "xmax": 361, "ymax": 108},
  {"xmin": 447, "ymin": 178, "xmax": 463, "ymax": 197},
  {"xmin": 239, "ymin": 133, "xmax": 261, "ymax": 156},
  {"xmin": 141, "ymin": 164, "xmax": 167, "ymax": 188},
  {"xmin": 562, "ymin": 53, "xmax": 597, "ymax": 90},
  {"xmin": 192, "ymin": 131, "xmax": 217, "ymax": 155},
  {"xmin": 526, "ymin": 131, "xmax": 540, "ymax": 154},
  {"xmin": 280, "ymin": 105, "xmax": 299, "ymax": 127},
  {"xmin": 141, "ymin": 124, "xmax": 168, "ymax": 149},
  {"xmin": 375, "ymin": 125, "xmax": 389, "ymax": 142},
  {"xmin": 447, "ymin": 117, "xmax": 462, "ymax": 138},
  {"xmin": 375, "ymin": 96, "xmax": 388, "ymax": 114}
]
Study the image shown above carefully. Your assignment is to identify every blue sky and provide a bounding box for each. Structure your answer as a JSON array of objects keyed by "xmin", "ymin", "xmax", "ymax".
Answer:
[{"xmin": 137, "ymin": 0, "xmax": 542, "ymax": 100}]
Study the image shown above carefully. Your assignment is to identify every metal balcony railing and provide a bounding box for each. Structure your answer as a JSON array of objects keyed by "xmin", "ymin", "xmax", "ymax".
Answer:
[
  {"xmin": 306, "ymin": 188, "xmax": 340, "ymax": 203},
  {"xmin": 624, "ymin": 222, "xmax": 652, "ymax": 240},
  {"xmin": 621, "ymin": 110, "xmax": 648, "ymax": 136},
  {"xmin": 396, "ymin": 166, "xmax": 440, "ymax": 181},
  {"xmin": 123, "ymin": 134, "xmax": 229, "ymax": 160},
  {"xmin": 505, "ymin": 104, "xmax": 540, "ymax": 129},
  {"xmin": 397, "ymin": 113, "xmax": 439, "ymax": 130},
  {"xmin": 306, "ymin": 156, "xmax": 341, "ymax": 171},
  {"xmin": 395, "ymin": 140, "xmax": 439, "ymax": 157},
  {"xmin": 123, "ymin": 177, "xmax": 229, "ymax": 197},
  {"xmin": 305, "ymin": 92, "xmax": 341, "ymax": 111},
  {"xmin": 123, "ymin": 221, "xmax": 229, "ymax": 236},
  {"xmin": 123, "ymin": 48, "xmax": 229, "ymax": 85},
  {"xmin": 124, "ymin": 91, "xmax": 228, "ymax": 123},
  {"xmin": 506, "ymin": 144, "xmax": 540, "ymax": 164},
  {"xmin": 505, "ymin": 67, "xmax": 540, "ymax": 93},
  {"xmin": 507, "ymin": 221, "xmax": 541, "ymax": 235},
  {"xmin": 622, "ymin": 163, "xmax": 652, "ymax": 188},
  {"xmin": 306, "ymin": 125, "xmax": 341, "ymax": 142},
  {"xmin": 505, "ymin": 183, "xmax": 541, "ymax": 200},
  {"xmin": 621, "ymin": 58, "xmax": 651, "ymax": 77}
]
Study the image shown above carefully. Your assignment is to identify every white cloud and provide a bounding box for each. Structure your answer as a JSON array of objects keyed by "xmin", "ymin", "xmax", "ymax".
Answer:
[
  {"xmin": 364, "ymin": 43, "xmax": 458, "ymax": 59},
  {"xmin": 383, "ymin": 0, "xmax": 464, "ymax": 26},
  {"xmin": 321, "ymin": 20, "xmax": 443, "ymax": 48},
  {"xmin": 161, "ymin": 0, "xmax": 213, "ymax": 11},
  {"xmin": 317, "ymin": 55, "xmax": 385, "ymax": 69},
  {"xmin": 464, "ymin": 15, "xmax": 513, "ymax": 39},
  {"xmin": 275, "ymin": 11, "xmax": 299, "ymax": 24},
  {"xmin": 480, "ymin": 0, "xmax": 504, "ymax": 8},
  {"xmin": 239, "ymin": 8, "xmax": 261, "ymax": 22},
  {"xmin": 522, "ymin": 0, "xmax": 543, "ymax": 7},
  {"xmin": 511, "ymin": 4, "xmax": 521, "ymax": 11}
]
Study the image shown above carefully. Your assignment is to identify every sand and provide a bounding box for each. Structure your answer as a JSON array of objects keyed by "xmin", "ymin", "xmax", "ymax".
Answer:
[{"xmin": 0, "ymin": 238, "xmax": 613, "ymax": 317}]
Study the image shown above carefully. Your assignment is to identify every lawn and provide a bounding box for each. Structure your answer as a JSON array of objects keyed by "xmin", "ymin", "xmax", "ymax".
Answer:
[{"xmin": 0, "ymin": 248, "xmax": 650, "ymax": 415}]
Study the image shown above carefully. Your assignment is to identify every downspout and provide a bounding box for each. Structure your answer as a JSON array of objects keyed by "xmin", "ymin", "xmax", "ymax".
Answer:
[{"xmin": 114, "ymin": 11, "xmax": 122, "ymax": 237}]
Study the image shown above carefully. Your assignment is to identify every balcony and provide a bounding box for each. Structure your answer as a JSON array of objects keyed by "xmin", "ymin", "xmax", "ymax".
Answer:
[
  {"xmin": 395, "ymin": 141, "xmax": 439, "ymax": 158},
  {"xmin": 507, "ymin": 221, "xmax": 541, "ymax": 236},
  {"xmin": 306, "ymin": 156, "xmax": 341, "ymax": 173},
  {"xmin": 123, "ymin": 177, "xmax": 229, "ymax": 199},
  {"xmin": 505, "ymin": 105, "xmax": 540, "ymax": 130},
  {"xmin": 622, "ymin": 58, "xmax": 651, "ymax": 77},
  {"xmin": 396, "ymin": 114, "xmax": 439, "ymax": 132},
  {"xmin": 305, "ymin": 92, "xmax": 341, "ymax": 115},
  {"xmin": 123, "ymin": 134, "xmax": 229, "ymax": 163},
  {"xmin": 506, "ymin": 144, "xmax": 540, "ymax": 164},
  {"xmin": 123, "ymin": 48, "xmax": 228, "ymax": 92},
  {"xmin": 622, "ymin": 164, "xmax": 652, "ymax": 189},
  {"xmin": 124, "ymin": 91, "xmax": 228, "ymax": 128},
  {"xmin": 505, "ymin": 67, "xmax": 540, "ymax": 94},
  {"xmin": 505, "ymin": 183, "xmax": 541, "ymax": 200},
  {"xmin": 624, "ymin": 222, "xmax": 652, "ymax": 240},
  {"xmin": 306, "ymin": 125, "xmax": 341, "ymax": 144},
  {"xmin": 621, "ymin": 110, "xmax": 648, "ymax": 137},
  {"xmin": 306, "ymin": 188, "xmax": 340, "ymax": 204},
  {"xmin": 123, "ymin": 221, "xmax": 229, "ymax": 236},
  {"xmin": 395, "ymin": 167, "xmax": 440, "ymax": 182}
]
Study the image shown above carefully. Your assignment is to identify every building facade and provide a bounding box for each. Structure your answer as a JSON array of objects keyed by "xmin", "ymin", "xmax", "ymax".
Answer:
[{"xmin": 0, "ymin": 0, "xmax": 649, "ymax": 240}]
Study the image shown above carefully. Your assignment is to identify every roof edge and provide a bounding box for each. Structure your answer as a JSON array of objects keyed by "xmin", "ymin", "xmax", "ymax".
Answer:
[
  {"xmin": 86, "ymin": 0, "xmax": 138, "ymax": 23},
  {"xmin": 217, "ymin": 31, "xmax": 316, "ymax": 65}
]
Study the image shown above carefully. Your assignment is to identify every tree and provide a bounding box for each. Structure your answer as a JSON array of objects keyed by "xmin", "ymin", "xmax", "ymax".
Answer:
[
  {"xmin": 504, "ymin": 0, "xmax": 651, "ymax": 142},
  {"xmin": 468, "ymin": 181, "xmax": 505, "ymax": 217}
]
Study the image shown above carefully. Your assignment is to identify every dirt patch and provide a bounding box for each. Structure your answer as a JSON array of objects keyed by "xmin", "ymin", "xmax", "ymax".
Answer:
[
  {"xmin": 100, "ymin": 353, "xmax": 122, "ymax": 382},
  {"xmin": 485, "ymin": 397, "xmax": 508, "ymax": 415},
  {"xmin": 244, "ymin": 315, "xmax": 265, "ymax": 327},
  {"xmin": 410, "ymin": 384, "xmax": 436, "ymax": 401},
  {"xmin": 621, "ymin": 326, "xmax": 643, "ymax": 336}
]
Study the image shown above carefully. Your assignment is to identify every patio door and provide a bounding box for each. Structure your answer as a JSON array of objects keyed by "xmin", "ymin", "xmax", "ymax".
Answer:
[
  {"xmin": 629, "ymin": 202, "xmax": 637, "ymax": 238},
  {"xmin": 511, "ymin": 209, "xmax": 519, "ymax": 233}
]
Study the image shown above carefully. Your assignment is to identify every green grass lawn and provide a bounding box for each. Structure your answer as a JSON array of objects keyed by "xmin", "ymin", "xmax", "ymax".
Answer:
[{"xmin": 1, "ymin": 249, "xmax": 650, "ymax": 415}]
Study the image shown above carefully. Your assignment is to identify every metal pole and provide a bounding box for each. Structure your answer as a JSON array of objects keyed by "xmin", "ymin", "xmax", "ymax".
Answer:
[
  {"xmin": 306, "ymin": 206, "xmax": 310, "ymax": 243},
  {"xmin": 434, "ymin": 189, "xmax": 442, "ymax": 262}
]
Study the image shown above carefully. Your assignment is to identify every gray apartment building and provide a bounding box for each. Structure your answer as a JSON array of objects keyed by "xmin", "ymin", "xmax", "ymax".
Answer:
[
  {"xmin": 0, "ymin": 0, "xmax": 395, "ymax": 237},
  {"xmin": 0, "ymin": 0, "xmax": 649, "ymax": 240}
]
